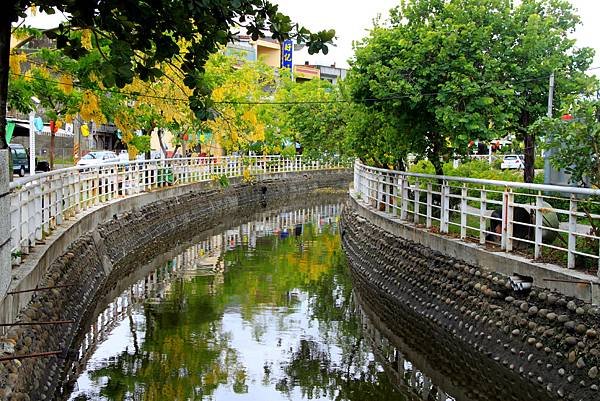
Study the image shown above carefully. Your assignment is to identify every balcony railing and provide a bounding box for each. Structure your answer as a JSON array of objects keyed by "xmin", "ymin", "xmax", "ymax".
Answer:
[
  {"xmin": 9, "ymin": 155, "xmax": 348, "ymax": 265},
  {"xmin": 353, "ymin": 160, "xmax": 600, "ymax": 276}
]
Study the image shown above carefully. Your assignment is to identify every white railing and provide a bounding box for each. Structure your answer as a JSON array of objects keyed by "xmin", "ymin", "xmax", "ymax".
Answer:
[
  {"xmin": 354, "ymin": 160, "xmax": 600, "ymax": 276},
  {"xmin": 8, "ymin": 155, "xmax": 348, "ymax": 265}
]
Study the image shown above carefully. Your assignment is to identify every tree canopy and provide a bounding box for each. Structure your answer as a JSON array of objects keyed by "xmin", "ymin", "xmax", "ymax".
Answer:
[
  {"xmin": 347, "ymin": 0, "xmax": 595, "ymax": 177},
  {"xmin": 1, "ymin": 1, "xmax": 335, "ymax": 148},
  {"xmin": 535, "ymin": 99, "xmax": 600, "ymax": 189}
]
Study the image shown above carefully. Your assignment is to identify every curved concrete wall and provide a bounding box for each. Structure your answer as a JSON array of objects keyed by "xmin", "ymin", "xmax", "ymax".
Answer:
[
  {"xmin": 342, "ymin": 199, "xmax": 600, "ymax": 401},
  {"xmin": 0, "ymin": 169, "xmax": 351, "ymax": 400}
]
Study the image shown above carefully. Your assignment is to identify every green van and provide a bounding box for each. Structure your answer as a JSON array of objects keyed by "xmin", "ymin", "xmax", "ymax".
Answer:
[{"xmin": 9, "ymin": 144, "xmax": 29, "ymax": 177}]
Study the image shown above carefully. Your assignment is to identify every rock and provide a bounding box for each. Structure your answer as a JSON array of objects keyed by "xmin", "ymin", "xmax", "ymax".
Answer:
[
  {"xmin": 564, "ymin": 321, "xmax": 576, "ymax": 332},
  {"xmin": 546, "ymin": 313, "xmax": 557, "ymax": 321},
  {"xmin": 589, "ymin": 366, "xmax": 598, "ymax": 379},
  {"xmin": 565, "ymin": 337, "xmax": 578, "ymax": 346},
  {"xmin": 586, "ymin": 329, "xmax": 597, "ymax": 339},
  {"xmin": 542, "ymin": 329, "xmax": 555, "ymax": 337},
  {"xmin": 568, "ymin": 351, "xmax": 577, "ymax": 364},
  {"xmin": 577, "ymin": 357, "xmax": 586, "ymax": 369},
  {"xmin": 557, "ymin": 314, "xmax": 569, "ymax": 323},
  {"xmin": 512, "ymin": 329, "xmax": 521, "ymax": 336},
  {"xmin": 576, "ymin": 307, "xmax": 585, "ymax": 315},
  {"xmin": 528, "ymin": 306, "xmax": 539, "ymax": 316},
  {"xmin": 567, "ymin": 300, "xmax": 577, "ymax": 311},
  {"xmin": 520, "ymin": 302, "xmax": 529, "ymax": 312},
  {"xmin": 558, "ymin": 368, "xmax": 565, "ymax": 376},
  {"xmin": 575, "ymin": 324, "xmax": 587, "ymax": 335}
]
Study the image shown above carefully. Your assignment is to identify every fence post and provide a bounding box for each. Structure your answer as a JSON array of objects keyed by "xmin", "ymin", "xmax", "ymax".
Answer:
[
  {"xmin": 426, "ymin": 183, "xmax": 433, "ymax": 228},
  {"xmin": 413, "ymin": 180, "xmax": 420, "ymax": 224},
  {"xmin": 479, "ymin": 189, "xmax": 487, "ymax": 245},
  {"xmin": 440, "ymin": 180, "xmax": 449, "ymax": 233},
  {"xmin": 534, "ymin": 193, "xmax": 544, "ymax": 259},
  {"xmin": 377, "ymin": 172, "xmax": 384, "ymax": 210},
  {"xmin": 34, "ymin": 183, "xmax": 42, "ymax": 241},
  {"xmin": 460, "ymin": 184, "xmax": 467, "ymax": 239},
  {"xmin": 567, "ymin": 196, "xmax": 577, "ymax": 269},
  {"xmin": 503, "ymin": 188, "xmax": 514, "ymax": 252},
  {"xmin": 400, "ymin": 175, "xmax": 408, "ymax": 220}
]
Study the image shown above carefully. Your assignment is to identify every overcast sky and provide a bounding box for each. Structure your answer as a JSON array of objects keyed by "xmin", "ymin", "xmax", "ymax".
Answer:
[
  {"xmin": 22, "ymin": 1, "xmax": 600, "ymax": 73},
  {"xmin": 272, "ymin": 0, "xmax": 600, "ymax": 73}
]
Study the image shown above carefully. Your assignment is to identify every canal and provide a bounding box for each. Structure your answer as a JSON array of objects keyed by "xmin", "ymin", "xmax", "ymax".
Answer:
[{"xmin": 59, "ymin": 201, "xmax": 452, "ymax": 401}]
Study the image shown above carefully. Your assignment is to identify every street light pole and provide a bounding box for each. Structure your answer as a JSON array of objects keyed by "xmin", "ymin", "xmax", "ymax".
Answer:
[
  {"xmin": 29, "ymin": 96, "xmax": 41, "ymax": 176},
  {"xmin": 28, "ymin": 110, "xmax": 35, "ymax": 176}
]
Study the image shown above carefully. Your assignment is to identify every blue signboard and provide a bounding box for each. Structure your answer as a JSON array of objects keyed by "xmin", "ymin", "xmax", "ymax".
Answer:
[{"xmin": 282, "ymin": 39, "xmax": 293, "ymax": 69}]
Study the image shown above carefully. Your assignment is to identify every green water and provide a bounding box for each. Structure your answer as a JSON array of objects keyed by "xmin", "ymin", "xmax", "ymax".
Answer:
[{"xmin": 64, "ymin": 205, "xmax": 415, "ymax": 401}]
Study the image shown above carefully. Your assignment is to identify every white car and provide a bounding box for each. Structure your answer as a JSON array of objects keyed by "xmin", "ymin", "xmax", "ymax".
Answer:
[
  {"xmin": 76, "ymin": 151, "xmax": 119, "ymax": 167},
  {"xmin": 500, "ymin": 155, "xmax": 525, "ymax": 170}
]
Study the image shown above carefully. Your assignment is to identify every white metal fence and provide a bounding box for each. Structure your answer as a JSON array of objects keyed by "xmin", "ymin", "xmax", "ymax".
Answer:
[
  {"xmin": 354, "ymin": 160, "xmax": 600, "ymax": 276},
  {"xmin": 8, "ymin": 155, "xmax": 348, "ymax": 265}
]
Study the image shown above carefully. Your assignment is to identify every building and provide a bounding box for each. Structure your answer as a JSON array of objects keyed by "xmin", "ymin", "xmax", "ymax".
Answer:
[
  {"xmin": 293, "ymin": 62, "xmax": 348, "ymax": 84},
  {"xmin": 294, "ymin": 62, "xmax": 321, "ymax": 82},
  {"xmin": 226, "ymin": 36, "xmax": 282, "ymax": 68},
  {"xmin": 315, "ymin": 64, "xmax": 347, "ymax": 84}
]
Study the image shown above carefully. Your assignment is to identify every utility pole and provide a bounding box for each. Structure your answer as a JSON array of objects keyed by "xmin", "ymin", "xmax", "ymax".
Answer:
[
  {"xmin": 547, "ymin": 72, "xmax": 555, "ymax": 118},
  {"xmin": 543, "ymin": 72, "xmax": 559, "ymax": 185}
]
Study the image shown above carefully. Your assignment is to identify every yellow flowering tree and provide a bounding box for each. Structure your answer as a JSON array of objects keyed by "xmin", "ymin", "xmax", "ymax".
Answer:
[{"xmin": 204, "ymin": 53, "xmax": 275, "ymax": 154}]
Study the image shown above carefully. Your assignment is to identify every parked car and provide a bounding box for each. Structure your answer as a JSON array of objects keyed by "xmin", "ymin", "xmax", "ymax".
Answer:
[
  {"xmin": 9, "ymin": 143, "xmax": 29, "ymax": 177},
  {"xmin": 500, "ymin": 155, "xmax": 525, "ymax": 170},
  {"xmin": 76, "ymin": 151, "xmax": 119, "ymax": 167}
]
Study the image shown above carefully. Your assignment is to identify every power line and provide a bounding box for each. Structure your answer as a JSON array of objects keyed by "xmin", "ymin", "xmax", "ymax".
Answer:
[{"xmin": 9, "ymin": 66, "xmax": 600, "ymax": 107}]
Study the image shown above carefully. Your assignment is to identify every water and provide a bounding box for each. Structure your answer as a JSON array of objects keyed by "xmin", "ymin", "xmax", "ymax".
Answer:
[{"xmin": 62, "ymin": 203, "xmax": 451, "ymax": 401}]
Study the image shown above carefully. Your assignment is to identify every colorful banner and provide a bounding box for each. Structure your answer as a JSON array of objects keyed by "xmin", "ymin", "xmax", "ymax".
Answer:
[
  {"xmin": 5, "ymin": 121, "xmax": 15, "ymax": 144},
  {"xmin": 281, "ymin": 39, "xmax": 293, "ymax": 69},
  {"xmin": 73, "ymin": 143, "xmax": 80, "ymax": 163}
]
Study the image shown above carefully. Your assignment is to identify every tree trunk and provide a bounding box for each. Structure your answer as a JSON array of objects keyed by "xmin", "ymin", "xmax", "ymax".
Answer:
[
  {"xmin": 523, "ymin": 132, "xmax": 535, "ymax": 183},
  {"xmin": 157, "ymin": 128, "xmax": 168, "ymax": 157},
  {"xmin": 521, "ymin": 111, "xmax": 535, "ymax": 183},
  {"xmin": 0, "ymin": 12, "xmax": 11, "ymax": 149},
  {"xmin": 432, "ymin": 159, "xmax": 444, "ymax": 176}
]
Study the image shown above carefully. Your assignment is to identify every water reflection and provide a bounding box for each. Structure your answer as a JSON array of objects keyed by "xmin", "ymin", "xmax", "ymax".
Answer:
[
  {"xmin": 62, "ymin": 203, "xmax": 410, "ymax": 401},
  {"xmin": 356, "ymin": 300, "xmax": 455, "ymax": 401},
  {"xmin": 58, "ymin": 199, "xmax": 517, "ymax": 401}
]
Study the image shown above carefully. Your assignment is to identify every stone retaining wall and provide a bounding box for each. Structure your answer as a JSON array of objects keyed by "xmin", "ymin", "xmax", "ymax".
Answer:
[
  {"xmin": 342, "ymin": 205, "xmax": 600, "ymax": 401},
  {"xmin": 0, "ymin": 169, "xmax": 351, "ymax": 400}
]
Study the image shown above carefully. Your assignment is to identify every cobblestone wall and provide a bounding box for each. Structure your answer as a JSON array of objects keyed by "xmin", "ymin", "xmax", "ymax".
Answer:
[
  {"xmin": 342, "ymin": 206, "xmax": 600, "ymax": 401},
  {"xmin": 0, "ymin": 170, "xmax": 351, "ymax": 400}
]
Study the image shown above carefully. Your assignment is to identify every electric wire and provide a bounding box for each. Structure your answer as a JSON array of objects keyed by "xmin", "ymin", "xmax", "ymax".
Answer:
[{"xmin": 8, "ymin": 65, "xmax": 600, "ymax": 106}]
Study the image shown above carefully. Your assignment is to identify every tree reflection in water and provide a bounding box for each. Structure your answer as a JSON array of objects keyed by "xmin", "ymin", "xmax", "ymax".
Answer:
[{"xmin": 66, "ymin": 205, "xmax": 407, "ymax": 401}]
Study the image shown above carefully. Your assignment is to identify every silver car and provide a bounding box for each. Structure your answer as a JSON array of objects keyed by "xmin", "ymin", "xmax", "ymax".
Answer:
[{"xmin": 76, "ymin": 151, "xmax": 119, "ymax": 167}]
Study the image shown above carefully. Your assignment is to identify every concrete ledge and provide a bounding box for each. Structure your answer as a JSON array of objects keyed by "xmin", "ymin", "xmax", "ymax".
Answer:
[
  {"xmin": 348, "ymin": 192, "xmax": 600, "ymax": 304},
  {"xmin": 0, "ymin": 149, "xmax": 10, "ymax": 299}
]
